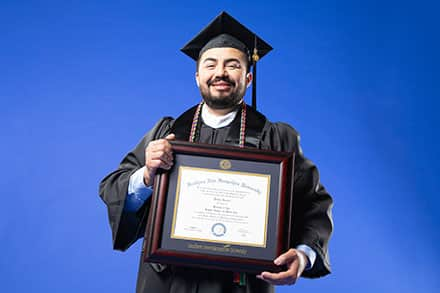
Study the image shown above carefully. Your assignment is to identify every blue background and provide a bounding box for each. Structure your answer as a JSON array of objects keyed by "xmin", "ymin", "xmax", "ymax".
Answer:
[{"xmin": 1, "ymin": 0, "xmax": 439, "ymax": 292}]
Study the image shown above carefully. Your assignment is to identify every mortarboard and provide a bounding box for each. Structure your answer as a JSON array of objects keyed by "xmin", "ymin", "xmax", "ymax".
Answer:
[{"xmin": 181, "ymin": 11, "xmax": 272, "ymax": 109}]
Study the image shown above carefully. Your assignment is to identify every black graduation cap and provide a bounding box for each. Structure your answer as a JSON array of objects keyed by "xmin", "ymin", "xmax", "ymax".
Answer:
[{"xmin": 181, "ymin": 11, "xmax": 272, "ymax": 109}]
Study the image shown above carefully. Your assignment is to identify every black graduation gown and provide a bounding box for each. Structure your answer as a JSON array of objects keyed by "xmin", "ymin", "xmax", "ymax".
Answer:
[{"xmin": 99, "ymin": 105, "xmax": 333, "ymax": 293}]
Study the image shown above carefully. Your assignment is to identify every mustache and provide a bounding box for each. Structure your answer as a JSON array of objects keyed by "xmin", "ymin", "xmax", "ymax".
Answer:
[{"xmin": 207, "ymin": 77, "xmax": 235, "ymax": 87}]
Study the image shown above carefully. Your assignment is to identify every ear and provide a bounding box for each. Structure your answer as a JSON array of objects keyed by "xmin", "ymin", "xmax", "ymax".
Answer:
[
  {"xmin": 195, "ymin": 72, "xmax": 200, "ymax": 87},
  {"xmin": 245, "ymin": 72, "xmax": 253, "ymax": 88}
]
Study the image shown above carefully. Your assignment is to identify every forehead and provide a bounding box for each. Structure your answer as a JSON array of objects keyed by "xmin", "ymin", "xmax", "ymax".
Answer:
[{"xmin": 199, "ymin": 47, "xmax": 248, "ymax": 62}]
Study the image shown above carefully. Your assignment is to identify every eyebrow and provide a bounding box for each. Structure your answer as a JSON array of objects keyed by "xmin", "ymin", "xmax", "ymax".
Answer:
[
  {"xmin": 224, "ymin": 58, "xmax": 241, "ymax": 64},
  {"xmin": 202, "ymin": 57, "xmax": 217, "ymax": 63},
  {"xmin": 202, "ymin": 57, "xmax": 242, "ymax": 64}
]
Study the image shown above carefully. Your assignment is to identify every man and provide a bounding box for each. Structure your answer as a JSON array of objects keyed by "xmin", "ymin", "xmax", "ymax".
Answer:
[{"xmin": 100, "ymin": 11, "xmax": 333, "ymax": 293}]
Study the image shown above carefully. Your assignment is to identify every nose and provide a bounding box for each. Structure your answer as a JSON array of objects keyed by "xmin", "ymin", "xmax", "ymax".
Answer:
[{"xmin": 214, "ymin": 64, "xmax": 228, "ymax": 78}]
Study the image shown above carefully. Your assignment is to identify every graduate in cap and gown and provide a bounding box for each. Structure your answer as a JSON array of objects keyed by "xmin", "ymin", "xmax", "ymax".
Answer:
[{"xmin": 99, "ymin": 11, "xmax": 333, "ymax": 293}]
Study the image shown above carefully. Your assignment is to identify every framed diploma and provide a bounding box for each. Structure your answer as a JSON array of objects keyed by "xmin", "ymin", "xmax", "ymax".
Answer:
[{"xmin": 143, "ymin": 140, "xmax": 295, "ymax": 274}]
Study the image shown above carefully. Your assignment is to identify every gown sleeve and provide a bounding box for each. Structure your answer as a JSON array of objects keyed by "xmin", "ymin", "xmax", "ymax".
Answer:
[
  {"xmin": 99, "ymin": 117, "xmax": 174, "ymax": 251},
  {"xmin": 261, "ymin": 122, "xmax": 333, "ymax": 278}
]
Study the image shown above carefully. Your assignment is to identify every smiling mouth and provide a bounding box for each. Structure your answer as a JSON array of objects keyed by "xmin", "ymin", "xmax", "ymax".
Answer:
[
  {"xmin": 212, "ymin": 84, "xmax": 232, "ymax": 91},
  {"xmin": 212, "ymin": 82, "xmax": 231, "ymax": 86},
  {"xmin": 210, "ymin": 81, "xmax": 233, "ymax": 90}
]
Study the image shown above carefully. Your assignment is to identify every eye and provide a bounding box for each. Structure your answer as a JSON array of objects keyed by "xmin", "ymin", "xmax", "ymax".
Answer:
[
  {"xmin": 203, "ymin": 62, "xmax": 216, "ymax": 70},
  {"xmin": 226, "ymin": 63, "xmax": 241, "ymax": 70}
]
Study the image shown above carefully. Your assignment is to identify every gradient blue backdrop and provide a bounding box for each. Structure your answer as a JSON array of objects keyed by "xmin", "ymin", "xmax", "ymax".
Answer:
[{"xmin": 1, "ymin": 0, "xmax": 439, "ymax": 292}]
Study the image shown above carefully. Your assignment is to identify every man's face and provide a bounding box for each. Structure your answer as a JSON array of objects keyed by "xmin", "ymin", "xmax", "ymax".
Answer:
[{"xmin": 196, "ymin": 47, "xmax": 252, "ymax": 110}]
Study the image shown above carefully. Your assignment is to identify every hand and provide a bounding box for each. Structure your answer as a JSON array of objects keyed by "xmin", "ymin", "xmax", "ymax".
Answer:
[
  {"xmin": 257, "ymin": 248, "xmax": 308, "ymax": 286},
  {"xmin": 143, "ymin": 134, "xmax": 175, "ymax": 186}
]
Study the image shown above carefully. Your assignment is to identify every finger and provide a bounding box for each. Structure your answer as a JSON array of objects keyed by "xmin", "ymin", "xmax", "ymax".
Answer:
[
  {"xmin": 274, "ymin": 249, "xmax": 296, "ymax": 266},
  {"xmin": 159, "ymin": 157, "xmax": 174, "ymax": 169},
  {"xmin": 261, "ymin": 270, "xmax": 294, "ymax": 281},
  {"xmin": 259, "ymin": 271, "xmax": 297, "ymax": 286},
  {"xmin": 147, "ymin": 157, "xmax": 165, "ymax": 168},
  {"xmin": 148, "ymin": 151, "xmax": 173, "ymax": 165},
  {"xmin": 259, "ymin": 251, "xmax": 300, "ymax": 286},
  {"xmin": 165, "ymin": 133, "xmax": 175, "ymax": 140},
  {"xmin": 154, "ymin": 137, "xmax": 174, "ymax": 149},
  {"xmin": 149, "ymin": 149, "xmax": 174, "ymax": 165},
  {"xmin": 148, "ymin": 140, "xmax": 173, "ymax": 154},
  {"xmin": 148, "ymin": 158, "xmax": 173, "ymax": 170},
  {"xmin": 150, "ymin": 137, "xmax": 172, "ymax": 147},
  {"xmin": 152, "ymin": 139, "xmax": 172, "ymax": 149},
  {"xmin": 152, "ymin": 140, "xmax": 174, "ymax": 160}
]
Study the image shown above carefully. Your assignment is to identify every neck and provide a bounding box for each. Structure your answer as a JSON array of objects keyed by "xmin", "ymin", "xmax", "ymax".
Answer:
[{"xmin": 204, "ymin": 100, "xmax": 243, "ymax": 116}]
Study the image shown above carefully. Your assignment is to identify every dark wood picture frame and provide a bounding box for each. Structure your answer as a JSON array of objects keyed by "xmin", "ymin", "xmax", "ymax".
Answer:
[{"xmin": 143, "ymin": 140, "xmax": 295, "ymax": 273}]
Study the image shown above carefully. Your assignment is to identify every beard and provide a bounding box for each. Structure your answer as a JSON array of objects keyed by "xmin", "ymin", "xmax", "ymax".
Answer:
[{"xmin": 199, "ymin": 77, "xmax": 245, "ymax": 109}]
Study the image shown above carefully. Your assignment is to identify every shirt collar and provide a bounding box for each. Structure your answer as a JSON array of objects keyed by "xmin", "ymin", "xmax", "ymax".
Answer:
[{"xmin": 201, "ymin": 104, "xmax": 238, "ymax": 129}]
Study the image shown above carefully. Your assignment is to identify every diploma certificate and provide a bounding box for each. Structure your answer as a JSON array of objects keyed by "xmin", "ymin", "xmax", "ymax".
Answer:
[{"xmin": 171, "ymin": 166, "xmax": 270, "ymax": 247}]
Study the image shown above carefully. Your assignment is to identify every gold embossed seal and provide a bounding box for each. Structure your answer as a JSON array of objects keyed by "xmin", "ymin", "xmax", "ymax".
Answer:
[{"xmin": 219, "ymin": 159, "xmax": 232, "ymax": 170}]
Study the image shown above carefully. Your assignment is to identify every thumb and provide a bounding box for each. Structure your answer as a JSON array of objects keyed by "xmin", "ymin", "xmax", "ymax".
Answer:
[
  {"xmin": 274, "ymin": 249, "xmax": 296, "ymax": 266},
  {"xmin": 165, "ymin": 133, "xmax": 176, "ymax": 140}
]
